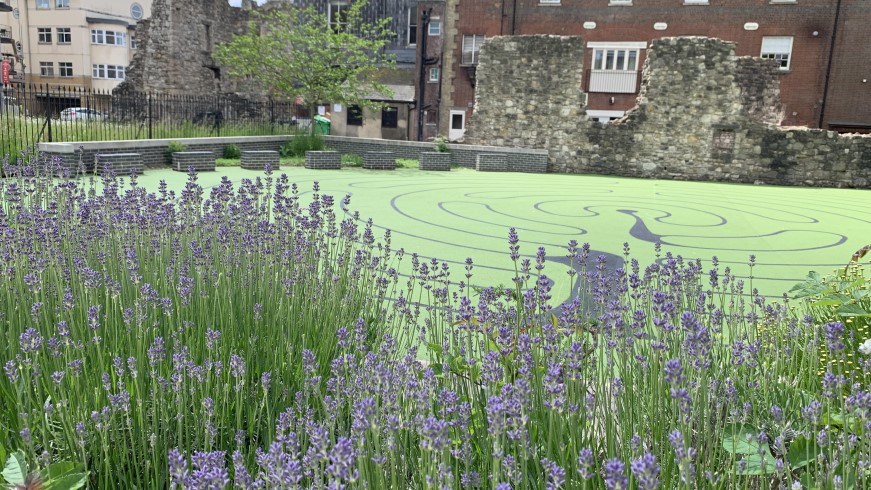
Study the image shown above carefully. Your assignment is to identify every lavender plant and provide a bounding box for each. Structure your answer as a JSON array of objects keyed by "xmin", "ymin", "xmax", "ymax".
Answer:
[{"xmin": 0, "ymin": 153, "xmax": 869, "ymax": 489}]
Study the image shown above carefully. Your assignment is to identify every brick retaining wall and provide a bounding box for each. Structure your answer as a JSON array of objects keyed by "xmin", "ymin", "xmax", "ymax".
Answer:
[
  {"xmin": 241, "ymin": 150, "xmax": 280, "ymax": 170},
  {"xmin": 172, "ymin": 151, "xmax": 216, "ymax": 172},
  {"xmin": 305, "ymin": 151, "xmax": 341, "ymax": 169},
  {"xmin": 95, "ymin": 153, "xmax": 144, "ymax": 176}
]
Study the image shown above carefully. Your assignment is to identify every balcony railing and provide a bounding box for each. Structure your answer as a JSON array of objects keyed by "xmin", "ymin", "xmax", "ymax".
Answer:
[{"xmin": 585, "ymin": 69, "xmax": 641, "ymax": 94}]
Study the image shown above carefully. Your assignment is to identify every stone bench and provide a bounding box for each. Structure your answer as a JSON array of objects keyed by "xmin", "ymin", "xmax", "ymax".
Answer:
[
  {"xmin": 241, "ymin": 150, "xmax": 280, "ymax": 170},
  {"xmin": 419, "ymin": 152, "xmax": 451, "ymax": 171},
  {"xmin": 476, "ymin": 154, "xmax": 507, "ymax": 172},
  {"xmin": 172, "ymin": 151, "xmax": 215, "ymax": 172},
  {"xmin": 305, "ymin": 150, "xmax": 341, "ymax": 169},
  {"xmin": 363, "ymin": 151, "xmax": 396, "ymax": 170},
  {"xmin": 94, "ymin": 153, "xmax": 143, "ymax": 176}
]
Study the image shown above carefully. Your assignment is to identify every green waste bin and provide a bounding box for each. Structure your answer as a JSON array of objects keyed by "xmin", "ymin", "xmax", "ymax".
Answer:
[{"xmin": 313, "ymin": 115, "xmax": 331, "ymax": 135}]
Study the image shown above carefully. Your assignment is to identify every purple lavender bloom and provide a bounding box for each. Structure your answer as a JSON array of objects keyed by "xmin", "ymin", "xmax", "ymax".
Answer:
[
  {"xmin": 189, "ymin": 451, "xmax": 229, "ymax": 489},
  {"xmin": 168, "ymin": 448, "xmax": 189, "ymax": 488},
  {"xmin": 420, "ymin": 416, "xmax": 450, "ymax": 452},
  {"xmin": 19, "ymin": 327, "xmax": 43, "ymax": 353},
  {"xmin": 326, "ymin": 437, "xmax": 358, "ymax": 483},
  {"xmin": 663, "ymin": 359, "xmax": 684, "ymax": 385},
  {"xmin": 541, "ymin": 458, "xmax": 565, "ymax": 489},
  {"xmin": 602, "ymin": 458, "xmax": 628, "ymax": 490},
  {"xmin": 4, "ymin": 360, "xmax": 19, "ymax": 382},
  {"xmin": 51, "ymin": 370, "xmax": 65, "ymax": 385},
  {"xmin": 577, "ymin": 449, "xmax": 595, "ymax": 479},
  {"xmin": 801, "ymin": 401, "xmax": 823, "ymax": 424},
  {"xmin": 631, "ymin": 453, "xmax": 661, "ymax": 490},
  {"xmin": 823, "ymin": 321, "xmax": 846, "ymax": 352},
  {"xmin": 770, "ymin": 405, "xmax": 784, "ymax": 423}
]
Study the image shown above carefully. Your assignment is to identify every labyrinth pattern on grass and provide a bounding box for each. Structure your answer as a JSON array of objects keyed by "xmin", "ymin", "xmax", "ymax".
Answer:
[{"xmin": 137, "ymin": 167, "xmax": 869, "ymax": 300}]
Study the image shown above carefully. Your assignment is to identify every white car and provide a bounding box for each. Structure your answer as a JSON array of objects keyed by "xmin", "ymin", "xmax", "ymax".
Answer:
[{"xmin": 60, "ymin": 107, "xmax": 106, "ymax": 121}]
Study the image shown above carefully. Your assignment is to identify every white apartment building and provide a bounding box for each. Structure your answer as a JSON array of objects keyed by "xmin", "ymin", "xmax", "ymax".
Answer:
[{"xmin": 0, "ymin": 0, "xmax": 151, "ymax": 90}]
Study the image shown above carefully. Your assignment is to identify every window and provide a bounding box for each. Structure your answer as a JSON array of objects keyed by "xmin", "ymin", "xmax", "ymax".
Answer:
[
  {"xmin": 683, "ymin": 0, "xmax": 708, "ymax": 3},
  {"xmin": 36, "ymin": 0, "xmax": 50, "ymax": 9},
  {"xmin": 407, "ymin": 8, "xmax": 417, "ymax": 45},
  {"xmin": 609, "ymin": 0, "xmax": 632, "ymax": 5},
  {"xmin": 429, "ymin": 67, "xmax": 440, "ymax": 82},
  {"xmin": 38, "ymin": 28, "xmax": 52, "ymax": 44},
  {"xmin": 131, "ymin": 3, "xmax": 144, "ymax": 20},
  {"xmin": 39, "ymin": 62, "xmax": 54, "ymax": 76},
  {"xmin": 329, "ymin": 2, "xmax": 349, "ymax": 33},
  {"xmin": 57, "ymin": 28, "xmax": 71, "ymax": 44},
  {"xmin": 56, "ymin": 0, "xmax": 69, "ymax": 8},
  {"xmin": 58, "ymin": 62, "xmax": 73, "ymax": 77},
  {"xmin": 429, "ymin": 18, "xmax": 441, "ymax": 36},
  {"xmin": 92, "ymin": 64, "xmax": 125, "ymax": 80},
  {"xmin": 592, "ymin": 48, "xmax": 639, "ymax": 71},
  {"xmin": 347, "ymin": 105, "xmax": 363, "ymax": 126},
  {"xmin": 540, "ymin": 0, "xmax": 561, "ymax": 4},
  {"xmin": 588, "ymin": 42, "xmax": 645, "ymax": 93},
  {"xmin": 462, "ymin": 35, "xmax": 485, "ymax": 65},
  {"xmin": 91, "ymin": 29, "xmax": 126, "ymax": 46},
  {"xmin": 425, "ymin": 110, "xmax": 437, "ymax": 125},
  {"xmin": 131, "ymin": 36, "xmax": 137, "ymax": 49},
  {"xmin": 761, "ymin": 36, "xmax": 793, "ymax": 70},
  {"xmin": 381, "ymin": 107, "xmax": 398, "ymax": 128}
]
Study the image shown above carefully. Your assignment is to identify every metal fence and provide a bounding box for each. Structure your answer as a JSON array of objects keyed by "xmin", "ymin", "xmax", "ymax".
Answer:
[{"xmin": 0, "ymin": 84, "xmax": 309, "ymax": 158}]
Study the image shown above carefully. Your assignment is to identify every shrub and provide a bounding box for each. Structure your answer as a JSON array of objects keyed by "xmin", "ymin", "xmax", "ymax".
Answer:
[
  {"xmin": 165, "ymin": 140, "xmax": 187, "ymax": 160},
  {"xmin": 341, "ymin": 153, "xmax": 363, "ymax": 166},
  {"xmin": 223, "ymin": 144, "xmax": 241, "ymax": 159},
  {"xmin": 280, "ymin": 128, "xmax": 325, "ymax": 157},
  {"xmin": 433, "ymin": 136, "xmax": 450, "ymax": 153}
]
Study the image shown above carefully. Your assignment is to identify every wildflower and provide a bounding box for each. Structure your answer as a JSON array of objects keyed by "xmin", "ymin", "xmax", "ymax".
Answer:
[
  {"xmin": 577, "ymin": 448, "xmax": 595, "ymax": 479},
  {"xmin": 859, "ymin": 338, "xmax": 871, "ymax": 356},
  {"xmin": 19, "ymin": 327, "xmax": 43, "ymax": 353},
  {"xmin": 602, "ymin": 458, "xmax": 627, "ymax": 490},
  {"xmin": 541, "ymin": 458, "xmax": 566, "ymax": 489},
  {"xmin": 631, "ymin": 453, "xmax": 661, "ymax": 490},
  {"xmin": 4, "ymin": 360, "xmax": 19, "ymax": 383}
]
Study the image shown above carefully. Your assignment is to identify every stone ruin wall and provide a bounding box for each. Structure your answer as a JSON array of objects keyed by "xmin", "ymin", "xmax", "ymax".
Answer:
[
  {"xmin": 118, "ymin": 0, "xmax": 255, "ymax": 96},
  {"xmin": 465, "ymin": 36, "xmax": 871, "ymax": 189}
]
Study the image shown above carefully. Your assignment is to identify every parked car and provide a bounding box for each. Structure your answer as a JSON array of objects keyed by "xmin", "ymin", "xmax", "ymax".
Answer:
[{"xmin": 60, "ymin": 107, "xmax": 106, "ymax": 121}]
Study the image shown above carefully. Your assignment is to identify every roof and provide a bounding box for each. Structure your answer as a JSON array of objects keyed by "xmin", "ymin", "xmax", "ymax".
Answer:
[
  {"xmin": 366, "ymin": 84, "xmax": 415, "ymax": 103},
  {"xmin": 86, "ymin": 17, "xmax": 131, "ymax": 28}
]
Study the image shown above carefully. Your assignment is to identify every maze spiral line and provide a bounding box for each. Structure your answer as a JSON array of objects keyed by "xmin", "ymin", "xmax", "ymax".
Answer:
[{"xmin": 140, "ymin": 167, "xmax": 870, "ymax": 301}]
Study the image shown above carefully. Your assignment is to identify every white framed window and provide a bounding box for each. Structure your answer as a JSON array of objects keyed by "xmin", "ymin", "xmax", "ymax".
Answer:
[
  {"xmin": 57, "ymin": 27, "xmax": 71, "ymax": 44},
  {"xmin": 37, "ymin": 28, "xmax": 52, "ymax": 44},
  {"xmin": 39, "ymin": 62, "xmax": 54, "ymax": 76},
  {"xmin": 462, "ymin": 34, "xmax": 485, "ymax": 65},
  {"xmin": 55, "ymin": 0, "xmax": 69, "ymax": 9},
  {"xmin": 58, "ymin": 62, "xmax": 73, "ymax": 77},
  {"xmin": 761, "ymin": 36, "xmax": 793, "ymax": 71},
  {"xmin": 609, "ymin": 0, "xmax": 632, "ymax": 5},
  {"xmin": 36, "ymin": 0, "xmax": 50, "ymax": 9},
  {"xmin": 92, "ymin": 64, "xmax": 125, "ymax": 80},
  {"xmin": 683, "ymin": 0, "xmax": 709, "ymax": 4},
  {"xmin": 91, "ymin": 29, "xmax": 126, "ymax": 46},
  {"xmin": 539, "ymin": 0, "xmax": 562, "ymax": 4},
  {"xmin": 329, "ymin": 2, "xmax": 349, "ymax": 33},
  {"xmin": 592, "ymin": 47, "xmax": 639, "ymax": 71},
  {"xmin": 407, "ymin": 8, "xmax": 418, "ymax": 45},
  {"xmin": 429, "ymin": 17, "xmax": 441, "ymax": 36},
  {"xmin": 588, "ymin": 42, "xmax": 646, "ymax": 93},
  {"xmin": 429, "ymin": 67, "xmax": 440, "ymax": 82}
]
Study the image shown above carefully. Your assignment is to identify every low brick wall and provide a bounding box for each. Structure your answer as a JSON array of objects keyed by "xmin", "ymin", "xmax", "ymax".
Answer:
[
  {"xmin": 476, "ymin": 154, "xmax": 508, "ymax": 172},
  {"xmin": 172, "ymin": 151, "xmax": 216, "ymax": 172},
  {"xmin": 305, "ymin": 151, "xmax": 341, "ymax": 169},
  {"xmin": 363, "ymin": 151, "xmax": 396, "ymax": 170},
  {"xmin": 95, "ymin": 153, "xmax": 143, "ymax": 176},
  {"xmin": 419, "ymin": 152, "xmax": 451, "ymax": 171},
  {"xmin": 39, "ymin": 135, "xmax": 551, "ymax": 174},
  {"xmin": 241, "ymin": 150, "xmax": 279, "ymax": 170}
]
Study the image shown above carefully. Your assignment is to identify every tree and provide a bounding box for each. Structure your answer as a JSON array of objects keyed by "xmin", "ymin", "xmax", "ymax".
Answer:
[{"xmin": 213, "ymin": 1, "xmax": 394, "ymax": 132}]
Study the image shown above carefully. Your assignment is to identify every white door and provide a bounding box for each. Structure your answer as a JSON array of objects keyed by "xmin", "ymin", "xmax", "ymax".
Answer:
[{"xmin": 449, "ymin": 110, "xmax": 466, "ymax": 141}]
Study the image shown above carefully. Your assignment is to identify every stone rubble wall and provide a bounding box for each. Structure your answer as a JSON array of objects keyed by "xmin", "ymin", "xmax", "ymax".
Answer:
[{"xmin": 465, "ymin": 35, "xmax": 871, "ymax": 188}]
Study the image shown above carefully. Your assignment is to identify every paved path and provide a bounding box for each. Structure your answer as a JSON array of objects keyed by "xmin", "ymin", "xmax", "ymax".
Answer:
[{"xmin": 135, "ymin": 167, "xmax": 869, "ymax": 301}]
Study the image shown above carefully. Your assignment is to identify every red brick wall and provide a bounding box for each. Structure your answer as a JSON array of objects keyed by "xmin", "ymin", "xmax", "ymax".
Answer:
[
  {"xmin": 445, "ymin": 0, "xmax": 843, "ymax": 128},
  {"xmin": 823, "ymin": 0, "xmax": 871, "ymax": 131}
]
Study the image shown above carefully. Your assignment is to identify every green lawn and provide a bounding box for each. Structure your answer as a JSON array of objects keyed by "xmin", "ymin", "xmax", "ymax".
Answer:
[{"xmin": 132, "ymin": 166, "xmax": 869, "ymax": 300}]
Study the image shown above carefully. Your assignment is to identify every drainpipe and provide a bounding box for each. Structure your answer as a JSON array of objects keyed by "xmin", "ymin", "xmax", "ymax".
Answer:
[
  {"xmin": 818, "ymin": 0, "xmax": 842, "ymax": 129},
  {"xmin": 511, "ymin": 0, "xmax": 518, "ymax": 34},
  {"xmin": 416, "ymin": 8, "xmax": 431, "ymax": 141},
  {"xmin": 499, "ymin": 0, "xmax": 505, "ymax": 35}
]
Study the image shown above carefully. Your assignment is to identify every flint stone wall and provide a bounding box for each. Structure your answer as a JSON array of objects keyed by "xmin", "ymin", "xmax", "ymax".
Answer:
[{"xmin": 465, "ymin": 36, "xmax": 871, "ymax": 188}]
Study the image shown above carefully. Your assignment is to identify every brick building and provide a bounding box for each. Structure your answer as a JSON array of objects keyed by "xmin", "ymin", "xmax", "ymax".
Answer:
[{"xmin": 414, "ymin": 0, "xmax": 870, "ymax": 141}]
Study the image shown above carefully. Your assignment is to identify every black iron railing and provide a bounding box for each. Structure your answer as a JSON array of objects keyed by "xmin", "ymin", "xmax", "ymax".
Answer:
[{"xmin": 0, "ymin": 84, "xmax": 309, "ymax": 159}]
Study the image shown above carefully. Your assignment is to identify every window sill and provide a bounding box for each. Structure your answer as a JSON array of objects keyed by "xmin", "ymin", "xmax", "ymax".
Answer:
[
  {"xmin": 538, "ymin": 2, "xmax": 562, "ymax": 5},
  {"xmin": 769, "ymin": 0, "xmax": 797, "ymax": 3},
  {"xmin": 683, "ymin": 0, "xmax": 709, "ymax": 4},
  {"xmin": 608, "ymin": 1, "xmax": 632, "ymax": 6}
]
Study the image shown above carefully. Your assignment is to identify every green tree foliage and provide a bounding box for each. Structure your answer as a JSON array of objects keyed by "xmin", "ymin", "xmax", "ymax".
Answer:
[{"xmin": 214, "ymin": 1, "xmax": 394, "ymax": 129}]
